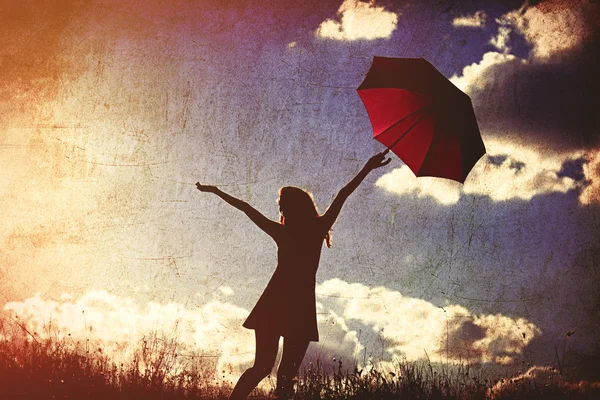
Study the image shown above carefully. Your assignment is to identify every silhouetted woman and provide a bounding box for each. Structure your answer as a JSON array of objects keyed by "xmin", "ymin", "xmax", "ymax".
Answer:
[{"xmin": 196, "ymin": 152, "xmax": 390, "ymax": 399}]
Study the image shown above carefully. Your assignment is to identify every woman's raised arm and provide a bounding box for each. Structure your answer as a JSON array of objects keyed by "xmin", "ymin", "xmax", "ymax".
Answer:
[
  {"xmin": 320, "ymin": 152, "xmax": 391, "ymax": 230},
  {"xmin": 196, "ymin": 184, "xmax": 282, "ymax": 239}
]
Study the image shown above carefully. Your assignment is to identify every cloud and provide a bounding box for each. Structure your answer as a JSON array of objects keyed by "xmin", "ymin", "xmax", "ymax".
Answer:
[
  {"xmin": 488, "ymin": 366, "xmax": 561, "ymax": 398},
  {"xmin": 450, "ymin": 51, "xmax": 524, "ymax": 98},
  {"xmin": 2, "ymin": 290, "xmax": 364, "ymax": 380},
  {"xmin": 448, "ymin": 1, "xmax": 599, "ymax": 152},
  {"xmin": 308, "ymin": 306, "xmax": 364, "ymax": 367},
  {"xmin": 488, "ymin": 365, "xmax": 600, "ymax": 399},
  {"xmin": 3, "ymin": 277, "xmax": 542, "ymax": 379},
  {"xmin": 316, "ymin": 0, "xmax": 399, "ymax": 41},
  {"xmin": 489, "ymin": 26, "xmax": 512, "ymax": 53},
  {"xmin": 218, "ymin": 286, "xmax": 234, "ymax": 296},
  {"xmin": 316, "ymin": 279, "xmax": 540, "ymax": 365},
  {"xmin": 500, "ymin": 0, "xmax": 597, "ymax": 61},
  {"xmin": 375, "ymin": 167, "xmax": 462, "ymax": 205},
  {"xmin": 375, "ymin": 139, "xmax": 582, "ymax": 205},
  {"xmin": 580, "ymin": 150, "xmax": 600, "ymax": 205},
  {"xmin": 452, "ymin": 10, "xmax": 487, "ymax": 28},
  {"xmin": 3, "ymin": 291, "xmax": 256, "ymax": 381}
]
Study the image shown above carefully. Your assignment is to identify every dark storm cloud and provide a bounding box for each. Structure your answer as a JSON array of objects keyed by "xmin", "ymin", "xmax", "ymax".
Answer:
[
  {"xmin": 468, "ymin": 37, "xmax": 599, "ymax": 152},
  {"xmin": 444, "ymin": 0, "xmax": 600, "ymax": 152}
]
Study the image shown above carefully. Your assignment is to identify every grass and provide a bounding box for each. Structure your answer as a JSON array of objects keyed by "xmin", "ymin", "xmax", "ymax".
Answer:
[
  {"xmin": 296, "ymin": 358, "xmax": 489, "ymax": 400},
  {"xmin": 1, "ymin": 317, "xmax": 599, "ymax": 399},
  {"xmin": 0, "ymin": 317, "xmax": 235, "ymax": 399}
]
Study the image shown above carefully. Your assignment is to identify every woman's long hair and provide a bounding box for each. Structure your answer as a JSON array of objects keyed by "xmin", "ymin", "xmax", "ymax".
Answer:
[{"xmin": 278, "ymin": 186, "xmax": 332, "ymax": 248}]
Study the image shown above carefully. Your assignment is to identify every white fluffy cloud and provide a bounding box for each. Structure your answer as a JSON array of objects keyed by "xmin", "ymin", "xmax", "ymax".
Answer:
[
  {"xmin": 489, "ymin": 26, "xmax": 512, "ymax": 53},
  {"xmin": 316, "ymin": 0, "xmax": 399, "ymax": 41},
  {"xmin": 452, "ymin": 10, "xmax": 487, "ymax": 28},
  {"xmin": 375, "ymin": 139, "xmax": 582, "ymax": 205},
  {"xmin": 4, "ymin": 279, "xmax": 542, "ymax": 378},
  {"xmin": 2, "ymin": 290, "xmax": 364, "ymax": 380},
  {"xmin": 580, "ymin": 150, "xmax": 600, "ymax": 205},
  {"xmin": 218, "ymin": 286, "xmax": 234, "ymax": 296},
  {"xmin": 499, "ymin": 0, "xmax": 595, "ymax": 60},
  {"xmin": 449, "ymin": 51, "xmax": 525, "ymax": 94},
  {"xmin": 474, "ymin": 0, "xmax": 597, "ymax": 63},
  {"xmin": 375, "ymin": 167, "xmax": 462, "ymax": 205},
  {"xmin": 317, "ymin": 279, "xmax": 540, "ymax": 365},
  {"xmin": 3, "ymin": 291, "xmax": 255, "ymax": 382}
]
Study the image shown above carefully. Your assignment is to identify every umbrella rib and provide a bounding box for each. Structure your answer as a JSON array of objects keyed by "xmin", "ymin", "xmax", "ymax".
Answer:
[{"xmin": 382, "ymin": 108, "xmax": 432, "ymax": 154}]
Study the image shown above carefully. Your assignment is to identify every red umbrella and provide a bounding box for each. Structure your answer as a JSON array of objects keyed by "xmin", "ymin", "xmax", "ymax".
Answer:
[{"xmin": 357, "ymin": 56, "xmax": 486, "ymax": 183}]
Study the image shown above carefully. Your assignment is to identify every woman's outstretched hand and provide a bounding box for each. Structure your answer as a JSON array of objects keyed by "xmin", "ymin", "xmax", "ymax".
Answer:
[
  {"xmin": 196, "ymin": 183, "xmax": 218, "ymax": 193},
  {"xmin": 366, "ymin": 151, "xmax": 392, "ymax": 170}
]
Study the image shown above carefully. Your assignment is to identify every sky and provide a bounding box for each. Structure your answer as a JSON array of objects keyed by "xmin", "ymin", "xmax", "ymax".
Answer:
[{"xmin": 1, "ymin": 0, "xmax": 599, "ymax": 382}]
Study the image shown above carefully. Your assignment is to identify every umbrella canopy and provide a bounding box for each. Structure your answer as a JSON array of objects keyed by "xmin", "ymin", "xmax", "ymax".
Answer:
[{"xmin": 357, "ymin": 56, "xmax": 486, "ymax": 183}]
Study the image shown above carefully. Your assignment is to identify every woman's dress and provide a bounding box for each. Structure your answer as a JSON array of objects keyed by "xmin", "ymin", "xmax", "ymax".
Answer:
[{"xmin": 242, "ymin": 222, "xmax": 327, "ymax": 342}]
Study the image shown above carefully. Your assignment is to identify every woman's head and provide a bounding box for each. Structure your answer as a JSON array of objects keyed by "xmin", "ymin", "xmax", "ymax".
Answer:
[
  {"xmin": 278, "ymin": 186, "xmax": 317, "ymax": 222},
  {"xmin": 278, "ymin": 186, "xmax": 332, "ymax": 248}
]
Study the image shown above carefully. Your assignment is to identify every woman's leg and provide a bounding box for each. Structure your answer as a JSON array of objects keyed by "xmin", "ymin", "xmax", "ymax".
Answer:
[
  {"xmin": 275, "ymin": 336, "xmax": 310, "ymax": 399},
  {"xmin": 229, "ymin": 330, "xmax": 280, "ymax": 400}
]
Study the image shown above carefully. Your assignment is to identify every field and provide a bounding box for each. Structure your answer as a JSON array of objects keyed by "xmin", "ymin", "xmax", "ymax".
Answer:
[{"xmin": 1, "ymin": 317, "xmax": 598, "ymax": 400}]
